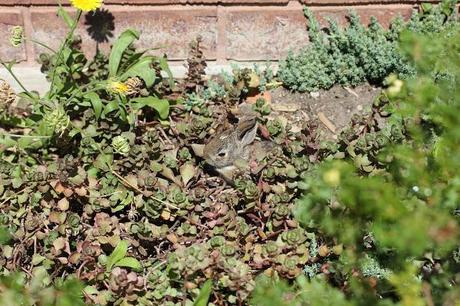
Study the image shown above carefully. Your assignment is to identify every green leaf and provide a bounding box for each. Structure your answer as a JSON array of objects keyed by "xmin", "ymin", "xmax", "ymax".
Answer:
[
  {"xmin": 86, "ymin": 92, "xmax": 103, "ymax": 119},
  {"xmin": 57, "ymin": 7, "xmax": 73, "ymax": 28},
  {"xmin": 0, "ymin": 227, "xmax": 11, "ymax": 245},
  {"xmin": 83, "ymin": 285, "xmax": 99, "ymax": 296},
  {"xmin": 87, "ymin": 167, "xmax": 99, "ymax": 178},
  {"xmin": 131, "ymin": 96, "xmax": 169, "ymax": 119},
  {"xmin": 193, "ymin": 280, "xmax": 213, "ymax": 306},
  {"xmin": 158, "ymin": 56, "xmax": 175, "ymax": 89},
  {"xmin": 118, "ymin": 50, "xmax": 147, "ymax": 73},
  {"xmin": 94, "ymin": 152, "xmax": 113, "ymax": 171},
  {"xmin": 0, "ymin": 136, "xmax": 18, "ymax": 149},
  {"xmin": 421, "ymin": 3, "xmax": 432, "ymax": 14},
  {"xmin": 32, "ymin": 254, "xmax": 46, "ymax": 266},
  {"xmin": 109, "ymin": 29, "xmax": 140, "ymax": 77},
  {"xmin": 102, "ymin": 100, "xmax": 119, "ymax": 117},
  {"xmin": 120, "ymin": 56, "xmax": 156, "ymax": 87},
  {"xmin": 17, "ymin": 91, "xmax": 40, "ymax": 102},
  {"xmin": 114, "ymin": 257, "xmax": 142, "ymax": 272},
  {"xmin": 106, "ymin": 240, "xmax": 128, "ymax": 271}
]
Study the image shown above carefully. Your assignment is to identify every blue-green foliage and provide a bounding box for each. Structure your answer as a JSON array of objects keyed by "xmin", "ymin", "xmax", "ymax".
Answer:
[
  {"xmin": 359, "ymin": 255, "xmax": 391, "ymax": 279},
  {"xmin": 278, "ymin": 0, "xmax": 458, "ymax": 92},
  {"xmin": 202, "ymin": 80, "xmax": 227, "ymax": 101}
]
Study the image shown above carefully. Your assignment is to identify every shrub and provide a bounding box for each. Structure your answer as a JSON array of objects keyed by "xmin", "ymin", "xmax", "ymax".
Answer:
[
  {"xmin": 278, "ymin": 0, "xmax": 458, "ymax": 92},
  {"xmin": 252, "ymin": 22, "xmax": 460, "ymax": 306}
]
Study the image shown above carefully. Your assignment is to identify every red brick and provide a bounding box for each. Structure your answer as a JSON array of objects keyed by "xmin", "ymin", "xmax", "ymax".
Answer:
[
  {"xmin": 310, "ymin": 5, "xmax": 414, "ymax": 28},
  {"xmin": 224, "ymin": 4, "xmax": 413, "ymax": 61},
  {"xmin": 225, "ymin": 8, "xmax": 310, "ymax": 61},
  {"xmin": 300, "ymin": 0, "xmax": 441, "ymax": 6},
  {"xmin": 0, "ymin": 0, "xmax": 30, "ymax": 5},
  {"xmin": 29, "ymin": 7, "xmax": 217, "ymax": 61},
  {"xmin": 103, "ymin": 0, "xmax": 182, "ymax": 3},
  {"xmin": 29, "ymin": 0, "xmax": 289, "ymax": 4},
  {"xmin": 0, "ymin": 9, "xmax": 27, "ymax": 63},
  {"xmin": 188, "ymin": 0, "xmax": 289, "ymax": 3},
  {"xmin": 301, "ymin": 0, "xmax": 439, "ymax": 3}
]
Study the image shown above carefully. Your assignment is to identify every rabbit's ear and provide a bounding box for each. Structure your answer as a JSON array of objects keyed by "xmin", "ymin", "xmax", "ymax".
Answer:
[{"xmin": 237, "ymin": 117, "xmax": 257, "ymax": 146}]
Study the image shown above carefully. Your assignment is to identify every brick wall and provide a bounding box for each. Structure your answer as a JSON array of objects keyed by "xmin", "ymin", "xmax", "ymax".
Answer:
[{"xmin": 0, "ymin": 0, "xmax": 444, "ymax": 66}]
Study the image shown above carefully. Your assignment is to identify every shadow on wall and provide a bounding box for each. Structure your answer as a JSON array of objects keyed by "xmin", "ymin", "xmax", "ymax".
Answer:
[{"xmin": 84, "ymin": 8, "xmax": 115, "ymax": 44}]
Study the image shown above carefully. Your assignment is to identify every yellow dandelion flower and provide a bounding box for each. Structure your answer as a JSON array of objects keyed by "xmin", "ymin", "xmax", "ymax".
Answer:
[
  {"xmin": 107, "ymin": 80, "xmax": 129, "ymax": 95},
  {"xmin": 70, "ymin": 0, "xmax": 103, "ymax": 12}
]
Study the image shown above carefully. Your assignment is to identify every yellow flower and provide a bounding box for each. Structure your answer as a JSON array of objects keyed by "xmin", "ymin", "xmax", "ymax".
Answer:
[
  {"xmin": 107, "ymin": 80, "xmax": 129, "ymax": 95},
  {"xmin": 70, "ymin": 0, "xmax": 103, "ymax": 12}
]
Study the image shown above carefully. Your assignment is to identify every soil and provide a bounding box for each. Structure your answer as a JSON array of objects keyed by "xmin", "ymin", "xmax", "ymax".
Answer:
[{"xmin": 268, "ymin": 84, "xmax": 382, "ymax": 141}]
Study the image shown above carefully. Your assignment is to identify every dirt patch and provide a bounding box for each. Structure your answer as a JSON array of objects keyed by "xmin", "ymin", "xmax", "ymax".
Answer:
[{"xmin": 269, "ymin": 84, "xmax": 382, "ymax": 141}]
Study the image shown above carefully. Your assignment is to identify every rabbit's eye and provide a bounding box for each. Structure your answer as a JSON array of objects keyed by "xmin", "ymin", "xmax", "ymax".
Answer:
[{"xmin": 217, "ymin": 151, "xmax": 227, "ymax": 157}]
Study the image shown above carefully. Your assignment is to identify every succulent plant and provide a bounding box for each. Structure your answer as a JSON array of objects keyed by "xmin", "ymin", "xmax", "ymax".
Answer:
[
  {"xmin": 267, "ymin": 119, "xmax": 284, "ymax": 137},
  {"xmin": 252, "ymin": 98, "xmax": 271, "ymax": 116},
  {"xmin": 109, "ymin": 267, "xmax": 145, "ymax": 301},
  {"xmin": 142, "ymin": 197, "xmax": 164, "ymax": 220},
  {"xmin": 112, "ymin": 135, "xmax": 130, "ymax": 156},
  {"xmin": 280, "ymin": 229, "xmax": 308, "ymax": 247},
  {"xmin": 209, "ymin": 236, "xmax": 225, "ymax": 248}
]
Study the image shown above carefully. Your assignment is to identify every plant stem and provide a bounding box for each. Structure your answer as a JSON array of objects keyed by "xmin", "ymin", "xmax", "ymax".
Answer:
[
  {"xmin": 26, "ymin": 38, "xmax": 57, "ymax": 54},
  {"xmin": 49, "ymin": 9, "xmax": 82, "ymax": 99},
  {"xmin": 0, "ymin": 61, "xmax": 36, "ymax": 102},
  {"xmin": 0, "ymin": 133, "xmax": 51, "ymax": 138}
]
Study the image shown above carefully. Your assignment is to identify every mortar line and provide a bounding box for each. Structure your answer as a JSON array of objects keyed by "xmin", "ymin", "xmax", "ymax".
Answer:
[
  {"xmin": 216, "ymin": 4, "xmax": 227, "ymax": 64},
  {"xmin": 20, "ymin": 6, "xmax": 35, "ymax": 65}
]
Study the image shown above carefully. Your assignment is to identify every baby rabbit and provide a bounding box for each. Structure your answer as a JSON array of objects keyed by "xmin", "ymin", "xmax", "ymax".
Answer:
[{"xmin": 203, "ymin": 116, "xmax": 260, "ymax": 182}]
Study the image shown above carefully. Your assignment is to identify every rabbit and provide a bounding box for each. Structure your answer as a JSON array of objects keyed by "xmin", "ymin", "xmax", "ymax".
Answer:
[{"xmin": 203, "ymin": 116, "xmax": 274, "ymax": 182}]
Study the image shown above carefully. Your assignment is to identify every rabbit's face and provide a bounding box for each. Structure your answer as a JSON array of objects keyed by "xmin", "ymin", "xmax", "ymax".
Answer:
[
  {"xmin": 203, "ymin": 117, "xmax": 258, "ymax": 169},
  {"xmin": 203, "ymin": 132, "xmax": 237, "ymax": 168}
]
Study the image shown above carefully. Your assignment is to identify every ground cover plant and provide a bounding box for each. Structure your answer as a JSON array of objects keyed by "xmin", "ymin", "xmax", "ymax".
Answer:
[
  {"xmin": 278, "ymin": 0, "xmax": 458, "ymax": 92},
  {"xmin": 0, "ymin": 0, "xmax": 459, "ymax": 305}
]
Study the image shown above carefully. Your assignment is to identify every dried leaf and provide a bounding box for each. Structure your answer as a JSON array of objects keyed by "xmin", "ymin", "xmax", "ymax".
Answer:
[
  {"xmin": 180, "ymin": 163, "xmax": 197, "ymax": 187},
  {"xmin": 191, "ymin": 144, "xmax": 205, "ymax": 158},
  {"xmin": 57, "ymin": 198, "xmax": 69, "ymax": 211}
]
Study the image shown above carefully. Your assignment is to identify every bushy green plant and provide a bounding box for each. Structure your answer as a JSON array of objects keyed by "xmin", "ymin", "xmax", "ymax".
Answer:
[
  {"xmin": 278, "ymin": 0, "xmax": 458, "ymax": 92},
  {"xmin": 0, "ymin": 6, "xmax": 174, "ymax": 153},
  {"xmin": 253, "ymin": 24, "xmax": 460, "ymax": 306}
]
